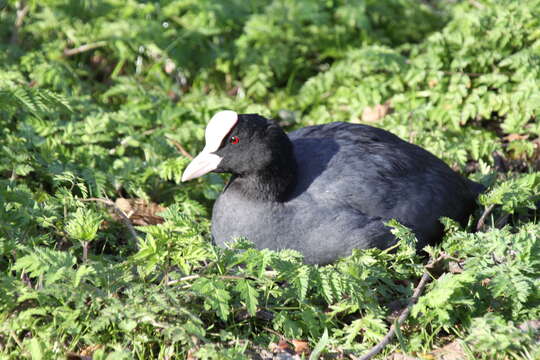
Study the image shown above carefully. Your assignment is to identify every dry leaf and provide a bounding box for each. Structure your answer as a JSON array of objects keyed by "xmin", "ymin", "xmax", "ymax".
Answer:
[
  {"xmin": 113, "ymin": 198, "xmax": 165, "ymax": 225},
  {"xmin": 518, "ymin": 319, "xmax": 540, "ymax": 333},
  {"xmin": 448, "ymin": 261, "xmax": 464, "ymax": 274},
  {"xmin": 429, "ymin": 340, "xmax": 466, "ymax": 360},
  {"xmin": 66, "ymin": 344, "xmax": 103, "ymax": 359},
  {"xmin": 187, "ymin": 348, "xmax": 197, "ymax": 360},
  {"xmin": 80, "ymin": 344, "xmax": 103, "ymax": 356},
  {"xmin": 361, "ymin": 101, "xmax": 392, "ymax": 123},
  {"xmin": 292, "ymin": 339, "xmax": 309, "ymax": 355},
  {"xmin": 277, "ymin": 339, "xmax": 290, "ymax": 351},
  {"xmin": 65, "ymin": 353, "xmax": 92, "ymax": 360},
  {"xmin": 503, "ymin": 133, "xmax": 529, "ymax": 142},
  {"xmin": 389, "ymin": 353, "xmax": 420, "ymax": 360},
  {"xmin": 269, "ymin": 339, "xmax": 291, "ymax": 353}
]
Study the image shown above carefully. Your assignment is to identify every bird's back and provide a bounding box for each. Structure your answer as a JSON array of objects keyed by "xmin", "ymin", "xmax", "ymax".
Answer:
[{"xmin": 288, "ymin": 122, "xmax": 481, "ymax": 249}]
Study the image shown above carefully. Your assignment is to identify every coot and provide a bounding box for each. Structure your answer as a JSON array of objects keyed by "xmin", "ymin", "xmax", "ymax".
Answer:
[{"xmin": 182, "ymin": 111, "xmax": 483, "ymax": 264}]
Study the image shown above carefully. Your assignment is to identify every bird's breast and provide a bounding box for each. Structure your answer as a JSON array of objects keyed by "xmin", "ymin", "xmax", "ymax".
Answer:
[{"xmin": 211, "ymin": 192, "xmax": 290, "ymax": 251}]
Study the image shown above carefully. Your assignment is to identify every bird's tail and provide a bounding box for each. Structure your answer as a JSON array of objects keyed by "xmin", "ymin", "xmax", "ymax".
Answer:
[{"xmin": 467, "ymin": 179, "xmax": 486, "ymax": 197}]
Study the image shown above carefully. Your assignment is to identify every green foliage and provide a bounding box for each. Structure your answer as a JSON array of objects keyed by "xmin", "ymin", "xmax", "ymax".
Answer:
[
  {"xmin": 465, "ymin": 314, "xmax": 538, "ymax": 358},
  {"xmin": 480, "ymin": 173, "xmax": 540, "ymax": 214},
  {"xmin": 65, "ymin": 207, "xmax": 103, "ymax": 242},
  {"xmin": 1, "ymin": 0, "xmax": 540, "ymax": 359}
]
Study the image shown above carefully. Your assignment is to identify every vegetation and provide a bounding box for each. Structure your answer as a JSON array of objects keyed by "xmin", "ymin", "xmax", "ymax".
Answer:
[{"xmin": 1, "ymin": 0, "xmax": 539, "ymax": 358}]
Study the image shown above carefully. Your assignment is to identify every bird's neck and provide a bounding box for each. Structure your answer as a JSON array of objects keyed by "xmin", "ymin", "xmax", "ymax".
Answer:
[{"xmin": 227, "ymin": 157, "xmax": 297, "ymax": 202}]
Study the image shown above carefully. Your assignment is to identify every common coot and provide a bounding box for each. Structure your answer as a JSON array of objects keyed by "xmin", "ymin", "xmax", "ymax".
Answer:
[{"xmin": 182, "ymin": 111, "xmax": 483, "ymax": 264}]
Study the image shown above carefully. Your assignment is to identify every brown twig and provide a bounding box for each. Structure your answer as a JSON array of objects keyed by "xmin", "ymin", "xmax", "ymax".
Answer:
[
  {"xmin": 63, "ymin": 41, "xmax": 107, "ymax": 57},
  {"xmin": 355, "ymin": 267, "xmax": 434, "ymax": 360},
  {"xmin": 262, "ymin": 326, "xmax": 286, "ymax": 340},
  {"xmin": 165, "ymin": 135, "xmax": 194, "ymax": 159},
  {"xmin": 79, "ymin": 197, "xmax": 139, "ymax": 246},
  {"xmin": 220, "ymin": 275, "xmax": 249, "ymax": 281},
  {"xmin": 10, "ymin": 1, "xmax": 29, "ymax": 45},
  {"xmin": 476, "ymin": 204, "xmax": 496, "ymax": 231},
  {"xmin": 166, "ymin": 274, "xmax": 201, "ymax": 286},
  {"xmin": 82, "ymin": 241, "xmax": 89, "ymax": 263}
]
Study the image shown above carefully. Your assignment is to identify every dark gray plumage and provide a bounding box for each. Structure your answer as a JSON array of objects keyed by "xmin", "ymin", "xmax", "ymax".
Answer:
[{"xmin": 190, "ymin": 114, "xmax": 483, "ymax": 264}]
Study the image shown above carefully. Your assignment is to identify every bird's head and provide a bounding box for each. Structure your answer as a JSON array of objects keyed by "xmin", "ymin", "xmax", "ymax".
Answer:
[{"xmin": 181, "ymin": 111, "xmax": 291, "ymax": 182}]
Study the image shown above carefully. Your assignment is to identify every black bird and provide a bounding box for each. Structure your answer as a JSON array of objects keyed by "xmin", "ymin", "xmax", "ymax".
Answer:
[{"xmin": 182, "ymin": 111, "xmax": 483, "ymax": 264}]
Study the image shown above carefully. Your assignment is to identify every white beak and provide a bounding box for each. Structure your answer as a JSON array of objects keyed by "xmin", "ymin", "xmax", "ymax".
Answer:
[
  {"xmin": 181, "ymin": 149, "xmax": 223, "ymax": 182},
  {"xmin": 181, "ymin": 110, "xmax": 238, "ymax": 182}
]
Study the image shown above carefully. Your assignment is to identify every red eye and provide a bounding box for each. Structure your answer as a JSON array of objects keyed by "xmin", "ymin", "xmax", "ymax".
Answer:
[{"xmin": 229, "ymin": 136, "xmax": 240, "ymax": 144}]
